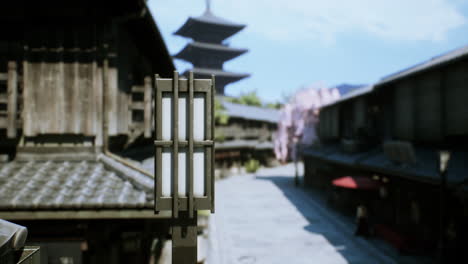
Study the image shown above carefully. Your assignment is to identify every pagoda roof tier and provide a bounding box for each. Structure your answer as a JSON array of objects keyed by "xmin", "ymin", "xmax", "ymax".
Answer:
[
  {"xmin": 185, "ymin": 67, "xmax": 250, "ymax": 79},
  {"xmin": 174, "ymin": 42, "xmax": 248, "ymax": 63},
  {"xmin": 183, "ymin": 68, "xmax": 250, "ymax": 94},
  {"xmin": 175, "ymin": 11, "xmax": 246, "ymax": 43}
]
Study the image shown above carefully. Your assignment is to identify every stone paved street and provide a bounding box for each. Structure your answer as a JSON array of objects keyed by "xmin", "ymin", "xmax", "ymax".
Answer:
[{"xmin": 206, "ymin": 163, "xmax": 429, "ymax": 264}]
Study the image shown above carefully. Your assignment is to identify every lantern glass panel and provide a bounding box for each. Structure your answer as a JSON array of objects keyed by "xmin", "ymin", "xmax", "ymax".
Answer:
[
  {"xmin": 194, "ymin": 147, "xmax": 205, "ymax": 197},
  {"xmin": 162, "ymin": 97, "xmax": 172, "ymax": 140},
  {"xmin": 162, "ymin": 148, "xmax": 172, "ymax": 197},
  {"xmin": 178, "ymin": 148, "xmax": 187, "ymax": 197},
  {"xmin": 178, "ymin": 95, "xmax": 187, "ymax": 141},
  {"xmin": 162, "ymin": 95, "xmax": 188, "ymax": 141},
  {"xmin": 194, "ymin": 93, "xmax": 205, "ymax": 141}
]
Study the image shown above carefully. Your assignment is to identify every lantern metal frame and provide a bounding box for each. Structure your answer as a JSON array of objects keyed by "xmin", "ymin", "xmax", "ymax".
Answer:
[{"xmin": 154, "ymin": 71, "xmax": 215, "ymax": 218}]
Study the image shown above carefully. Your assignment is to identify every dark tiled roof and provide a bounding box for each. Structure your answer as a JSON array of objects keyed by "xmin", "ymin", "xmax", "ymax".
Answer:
[
  {"xmin": 183, "ymin": 41, "xmax": 247, "ymax": 53},
  {"xmin": 222, "ymin": 100, "xmax": 279, "ymax": 123},
  {"xmin": 302, "ymin": 145, "xmax": 468, "ymax": 186},
  {"xmin": 0, "ymin": 156, "xmax": 154, "ymax": 210},
  {"xmin": 323, "ymin": 46, "xmax": 468, "ymax": 110},
  {"xmin": 194, "ymin": 11, "xmax": 245, "ymax": 27},
  {"xmin": 322, "ymin": 85, "xmax": 374, "ymax": 110},
  {"xmin": 334, "ymin": 84, "xmax": 367, "ymax": 95},
  {"xmin": 174, "ymin": 11, "xmax": 245, "ymax": 42},
  {"xmin": 188, "ymin": 67, "xmax": 250, "ymax": 78},
  {"xmin": 182, "ymin": 68, "xmax": 250, "ymax": 89},
  {"xmin": 174, "ymin": 41, "xmax": 247, "ymax": 63},
  {"xmin": 358, "ymin": 148, "xmax": 439, "ymax": 184},
  {"xmin": 378, "ymin": 44, "xmax": 468, "ymax": 85}
]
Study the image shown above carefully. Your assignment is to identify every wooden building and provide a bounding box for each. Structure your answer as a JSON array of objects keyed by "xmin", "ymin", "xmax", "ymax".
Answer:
[
  {"xmin": 215, "ymin": 100, "xmax": 279, "ymax": 173},
  {"xmin": 302, "ymin": 45, "xmax": 468, "ymax": 259},
  {"xmin": 0, "ymin": 0, "xmax": 174, "ymax": 154},
  {"xmin": 0, "ymin": 1, "xmax": 174, "ymax": 263}
]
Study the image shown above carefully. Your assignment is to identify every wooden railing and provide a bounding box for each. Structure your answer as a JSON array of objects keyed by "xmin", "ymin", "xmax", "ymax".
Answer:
[
  {"xmin": 216, "ymin": 125, "xmax": 272, "ymax": 141},
  {"xmin": 127, "ymin": 76, "xmax": 153, "ymax": 144},
  {"xmin": 0, "ymin": 61, "xmax": 21, "ymax": 138}
]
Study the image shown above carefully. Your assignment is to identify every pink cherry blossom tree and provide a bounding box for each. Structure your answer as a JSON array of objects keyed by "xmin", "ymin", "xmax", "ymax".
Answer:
[{"xmin": 274, "ymin": 83, "xmax": 340, "ymax": 163}]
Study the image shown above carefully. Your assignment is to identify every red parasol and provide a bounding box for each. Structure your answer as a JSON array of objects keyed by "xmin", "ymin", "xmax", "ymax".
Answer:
[{"xmin": 332, "ymin": 176, "xmax": 381, "ymax": 190}]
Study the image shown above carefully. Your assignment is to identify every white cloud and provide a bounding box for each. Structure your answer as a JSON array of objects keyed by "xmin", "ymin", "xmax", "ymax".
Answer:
[{"xmin": 152, "ymin": 0, "xmax": 466, "ymax": 43}]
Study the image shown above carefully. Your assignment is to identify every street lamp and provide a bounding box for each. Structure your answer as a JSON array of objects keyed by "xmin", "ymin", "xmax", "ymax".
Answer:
[{"xmin": 154, "ymin": 71, "xmax": 215, "ymax": 263}]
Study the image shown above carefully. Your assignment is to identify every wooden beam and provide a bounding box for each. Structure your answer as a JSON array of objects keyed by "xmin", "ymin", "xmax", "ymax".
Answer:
[
  {"xmin": 22, "ymin": 60, "xmax": 32, "ymax": 136},
  {"xmin": 84, "ymin": 63, "xmax": 95, "ymax": 136},
  {"xmin": 131, "ymin": 102, "xmax": 145, "ymax": 110},
  {"xmin": 103, "ymin": 49, "xmax": 110, "ymax": 150},
  {"xmin": 118, "ymin": 85, "xmax": 129, "ymax": 134},
  {"xmin": 56, "ymin": 58, "xmax": 65, "ymax": 134},
  {"xmin": 95, "ymin": 66, "xmax": 104, "ymax": 147},
  {"xmin": 107, "ymin": 67, "xmax": 118, "ymax": 135},
  {"xmin": 144, "ymin": 76, "xmax": 152, "ymax": 138},
  {"xmin": 132, "ymin": 85, "xmax": 144, "ymax": 93},
  {"xmin": 0, "ymin": 118, "xmax": 21, "ymax": 127},
  {"xmin": 128, "ymin": 86, "xmax": 133, "ymax": 128},
  {"xmin": 7, "ymin": 61, "xmax": 18, "ymax": 138},
  {"xmin": 0, "ymin": 209, "xmax": 171, "ymax": 220}
]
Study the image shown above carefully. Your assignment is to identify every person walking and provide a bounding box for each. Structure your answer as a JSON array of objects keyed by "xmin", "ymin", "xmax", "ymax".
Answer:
[{"xmin": 355, "ymin": 204, "xmax": 370, "ymax": 237}]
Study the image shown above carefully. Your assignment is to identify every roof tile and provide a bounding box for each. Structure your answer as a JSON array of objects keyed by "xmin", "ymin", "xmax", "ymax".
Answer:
[{"xmin": 0, "ymin": 159, "xmax": 154, "ymax": 210}]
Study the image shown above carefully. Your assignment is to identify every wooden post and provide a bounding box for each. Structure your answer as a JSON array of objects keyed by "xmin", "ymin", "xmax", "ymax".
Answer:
[
  {"xmin": 102, "ymin": 46, "xmax": 109, "ymax": 151},
  {"xmin": 22, "ymin": 59, "xmax": 32, "ymax": 137},
  {"xmin": 172, "ymin": 211, "xmax": 198, "ymax": 264},
  {"xmin": 7, "ymin": 61, "xmax": 17, "ymax": 138},
  {"xmin": 144, "ymin": 76, "xmax": 152, "ymax": 138},
  {"xmin": 94, "ymin": 65, "xmax": 104, "ymax": 147},
  {"xmin": 173, "ymin": 71, "xmax": 179, "ymax": 218}
]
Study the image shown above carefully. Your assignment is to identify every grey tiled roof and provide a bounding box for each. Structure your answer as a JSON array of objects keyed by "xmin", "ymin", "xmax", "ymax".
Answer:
[
  {"xmin": 216, "ymin": 139, "xmax": 274, "ymax": 150},
  {"xmin": 0, "ymin": 157, "xmax": 154, "ymax": 210},
  {"xmin": 222, "ymin": 100, "xmax": 279, "ymax": 124}
]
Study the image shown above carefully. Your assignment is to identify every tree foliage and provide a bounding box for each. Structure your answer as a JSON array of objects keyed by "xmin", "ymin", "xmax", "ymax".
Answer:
[
  {"xmin": 265, "ymin": 102, "xmax": 283, "ymax": 109},
  {"xmin": 214, "ymin": 99, "xmax": 229, "ymax": 125},
  {"xmin": 226, "ymin": 91, "xmax": 262, "ymax": 107}
]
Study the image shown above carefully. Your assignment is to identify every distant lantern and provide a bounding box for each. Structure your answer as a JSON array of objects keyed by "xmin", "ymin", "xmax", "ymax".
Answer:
[
  {"xmin": 154, "ymin": 71, "xmax": 215, "ymax": 263},
  {"xmin": 439, "ymin": 150, "xmax": 451, "ymax": 174}
]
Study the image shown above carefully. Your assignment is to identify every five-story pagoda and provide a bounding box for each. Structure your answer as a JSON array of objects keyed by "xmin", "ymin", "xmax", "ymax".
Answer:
[{"xmin": 174, "ymin": 0, "xmax": 250, "ymax": 95}]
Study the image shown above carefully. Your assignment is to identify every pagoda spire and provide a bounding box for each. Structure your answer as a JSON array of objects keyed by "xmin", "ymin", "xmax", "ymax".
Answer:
[{"xmin": 206, "ymin": 0, "xmax": 211, "ymax": 12}]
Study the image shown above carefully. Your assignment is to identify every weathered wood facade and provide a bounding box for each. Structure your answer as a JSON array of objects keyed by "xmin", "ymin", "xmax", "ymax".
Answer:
[{"xmin": 0, "ymin": 0, "xmax": 174, "ymax": 155}]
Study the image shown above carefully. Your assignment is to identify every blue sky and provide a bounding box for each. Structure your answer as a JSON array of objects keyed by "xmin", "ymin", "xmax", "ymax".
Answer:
[{"xmin": 149, "ymin": 0, "xmax": 468, "ymax": 103}]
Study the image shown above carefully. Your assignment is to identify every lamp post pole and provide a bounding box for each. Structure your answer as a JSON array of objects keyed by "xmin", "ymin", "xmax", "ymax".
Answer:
[
  {"xmin": 172, "ymin": 211, "xmax": 198, "ymax": 263},
  {"xmin": 294, "ymin": 139, "xmax": 300, "ymax": 187},
  {"xmin": 438, "ymin": 150, "xmax": 451, "ymax": 264}
]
